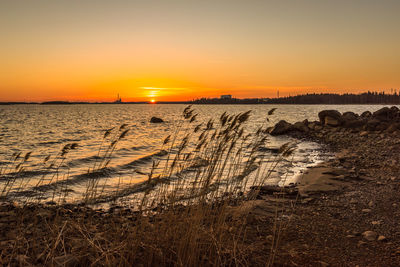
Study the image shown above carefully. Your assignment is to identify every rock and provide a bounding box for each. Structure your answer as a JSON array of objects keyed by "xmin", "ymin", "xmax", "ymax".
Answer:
[
  {"xmin": 324, "ymin": 116, "xmax": 341, "ymax": 127},
  {"xmin": 308, "ymin": 121, "xmax": 320, "ymax": 130},
  {"xmin": 293, "ymin": 121, "xmax": 310, "ymax": 133},
  {"xmin": 357, "ymin": 241, "xmax": 367, "ymax": 247},
  {"xmin": 314, "ymin": 125, "xmax": 323, "ymax": 131},
  {"xmin": 386, "ymin": 123, "xmax": 400, "ymax": 133},
  {"xmin": 269, "ymin": 120, "xmax": 293, "ymax": 136},
  {"xmin": 375, "ymin": 122, "xmax": 389, "ymax": 131},
  {"xmin": 362, "ymin": 209, "xmax": 371, "ymax": 213},
  {"xmin": 343, "ymin": 119, "xmax": 365, "ymax": 129},
  {"xmin": 368, "ymin": 201, "xmax": 373, "ymax": 207},
  {"xmin": 377, "ymin": 235, "xmax": 387, "ymax": 241},
  {"xmin": 390, "ymin": 105, "xmax": 400, "ymax": 113},
  {"xmin": 373, "ymin": 107, "xmax": 393, "ymax": 121},
  {"xmin": 301, "ymin": 198, "xmax": 314, "ymax": 204},
  {"xmin": 360, "ymin": 131, "xmax": 369, "ymax": 137},
  {"xmin": 150, "ymin": 117, "xmax": 164, "ymax": 123},
  {"xmin": 349, "ymin": 198, "xmax": 358, "ymax": 204},
  {"xmin": 371, "ymin": 221, "xmax": 381, "ymax": 225},
  {"xmin": 363, "ymin": 119, "xmax": 381, "ymax": 131},
  {"xmin": 362, "ymin": 230, "xmax": 377, "ymax": 241},
  {"xmin": 342, "ymin": 111, "xmax": 358, "ymax": 121},
  {"xmin": 318, "ymin": 110, "xmax": 342, "ymax": 125},
  {"xmin": 361, "ymin": 111, "xmax": 372, "ymax": 118},
  {"xmin": 317, "ymin": 261, "xmax": 330, "ymax": 267}
]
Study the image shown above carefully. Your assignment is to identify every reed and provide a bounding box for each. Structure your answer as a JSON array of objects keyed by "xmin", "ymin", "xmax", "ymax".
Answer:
[{"xmin": 0, "ymin": 106, "xmax": 296, "ymax": 266}]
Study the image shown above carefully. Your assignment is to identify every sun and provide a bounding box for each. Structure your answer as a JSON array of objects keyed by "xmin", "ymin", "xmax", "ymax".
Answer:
[{"xmin": 150, "ymin": 99, "xmax": 156, "ymax": 103}]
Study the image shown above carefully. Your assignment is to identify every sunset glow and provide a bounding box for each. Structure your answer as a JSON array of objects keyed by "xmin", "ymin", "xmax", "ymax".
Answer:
[{"xmin": 1, "ymin": 0, "xmax": 400, "ymax": 102}]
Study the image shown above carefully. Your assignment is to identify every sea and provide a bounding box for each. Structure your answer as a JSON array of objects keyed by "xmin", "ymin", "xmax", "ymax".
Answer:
[{"xmin": 0, "ymin": 104, "xmax": 393, "ymax": 207}]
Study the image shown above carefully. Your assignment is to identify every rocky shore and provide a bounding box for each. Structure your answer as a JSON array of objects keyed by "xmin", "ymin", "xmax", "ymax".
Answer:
[{"xmin": 264, "ymin": 106, "xmax": 400, "ymax": 265}]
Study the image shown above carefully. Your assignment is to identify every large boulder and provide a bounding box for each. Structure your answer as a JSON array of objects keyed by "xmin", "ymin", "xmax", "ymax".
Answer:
[
  {"xmin": 324, "ymin": 116, "xmax": 340, "ymax": 127},
  {"xmin": 150, "ymin": 117, "xmax": 164, "ymax": 123},
  {"xmin": 390, "ymin": 106, "xmax": 400, "ymax": 121},
  {"xmin": 373, "ymin": 107, "xmax": 391, "ymax": 121},
  {"xmin": 269, "ymin": 120, "xmax": 293, "ymax": 136},
  {"xmin": 318, "ymin": 110, "xmax": 343, "ymax": 126},
  {"xmin": 293, "ymin": 121, "xmax": 310, "ymax": 133},
  {"xmin": 342, "ymin": 111, "xmax": 358, "ymax": 121},
  {"xmin": 372, "ymin": 106, "xmax": 400, "ymax": 122},
  {"xmin": 361, "ymin": 111, "xmax": 372, "ymax": 118}
]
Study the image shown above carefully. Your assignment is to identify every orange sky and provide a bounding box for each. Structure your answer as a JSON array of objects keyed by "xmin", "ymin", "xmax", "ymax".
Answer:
[{"xmin": 1, "ymin": 0, "xmax": 400, "ymax": 102}]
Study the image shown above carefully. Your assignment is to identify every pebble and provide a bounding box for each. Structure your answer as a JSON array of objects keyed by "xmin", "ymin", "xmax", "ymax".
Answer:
[
  {"xmin": 317, "ymin": 261, "xmax": 330, "ymax": 267},
  {"xmin": 362, "ymin": 209, "xmax": 371, "ymax": 213},
  {"xmin": 349, "ymin": 198, "xmax": 358, "ymax": 204},
  {"xmin": 368, "ymin": 201, "xmax": 374, "ymax": 207},
  {"xmin": 357, "ymin": 241, "xmax": 367, "ymax": 247},
  {"xmin": 362, "ymin": 231, "xmax": 377, "ymax": 241},
  {"xmin": 371, "ymin": 221, "xmax": 381, "ymax": 225},
  {"xmin": 301, "ymin": 198, "xmax": 313, "ymax": 204},
  {"xmin": 377, "ymin": 235, "xmax": 387, "ymax": 241}
]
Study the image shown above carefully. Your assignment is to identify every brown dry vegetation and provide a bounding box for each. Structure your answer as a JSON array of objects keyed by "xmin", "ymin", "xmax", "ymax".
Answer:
[{"xmin": 0, "ymin": 106, "xmax": 296, "ymax": 266}]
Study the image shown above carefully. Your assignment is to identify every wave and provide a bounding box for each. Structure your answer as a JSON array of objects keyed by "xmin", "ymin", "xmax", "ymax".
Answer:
[
  {"xmin": 0, "ymin": 169, "xmax": 53, "ymax": 180},
  {"xmin": 38, "ymin": 141, "xmax": 63, "ymax": 146},
  {"xmin": 120, "ymin": 150, "xmax": 168, "ymax": 169},
  {"xmin": 66, "ymin": 155, "xmax": 102, "ymax": 167},
  {"xmin": 7, "ymin": 150, "xmax": 170, "ymax": 198}
]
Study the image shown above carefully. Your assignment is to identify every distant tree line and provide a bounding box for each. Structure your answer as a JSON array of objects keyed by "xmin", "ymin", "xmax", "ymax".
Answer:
[{"xmin": 191, "ymin": 92, "xmax": 400, "ymax": 105}]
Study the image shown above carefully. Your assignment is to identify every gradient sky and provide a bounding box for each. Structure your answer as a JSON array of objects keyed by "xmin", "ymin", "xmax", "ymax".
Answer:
[{"xmin": 1, "ymin": 0, "xmax": 400, "ymax": 102}]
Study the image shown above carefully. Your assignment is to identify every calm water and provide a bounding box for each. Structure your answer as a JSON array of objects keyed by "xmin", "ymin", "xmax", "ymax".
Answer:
[{"xmin": 0, "ymin": 104, "xmax": 393, "ymax": 205}]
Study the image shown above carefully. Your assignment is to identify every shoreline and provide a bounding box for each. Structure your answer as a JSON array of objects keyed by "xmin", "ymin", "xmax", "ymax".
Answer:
[
  {"xmin": 267, "ymin": 106, "xmax": 400, "ymax": 265},
  {"xmin": 1, "ymin": 106, "xmax": 400, "ymax": 265}
]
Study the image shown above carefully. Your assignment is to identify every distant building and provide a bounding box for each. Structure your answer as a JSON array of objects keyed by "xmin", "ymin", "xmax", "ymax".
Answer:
[
  {"xmin": 114, "ymin": 94, "xmax": 122, "ymax": 103},
  {"xmin": 220, "ymin": 95, "xmax": 232, "ymax": 100}
]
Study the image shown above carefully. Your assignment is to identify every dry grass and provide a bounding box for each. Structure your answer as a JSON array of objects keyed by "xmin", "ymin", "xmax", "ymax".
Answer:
[{"xmin": 0, "ymin": 106, "xmax": 296, "ymax": 266}]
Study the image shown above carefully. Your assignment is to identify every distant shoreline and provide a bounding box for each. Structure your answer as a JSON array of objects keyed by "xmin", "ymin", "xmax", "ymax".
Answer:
[
  {"xmin": 1, "ymin": 102, "xmax": 400, "ymax": 106},
  {"xmin": 2, "ymin": 92, "xmax": 400, "ymax": 105}
]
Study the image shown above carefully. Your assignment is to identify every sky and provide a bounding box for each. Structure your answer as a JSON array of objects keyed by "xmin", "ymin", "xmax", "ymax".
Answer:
[{"xmin": 1, "ymin": 0, "xmax": 400, "ymax": 102}]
